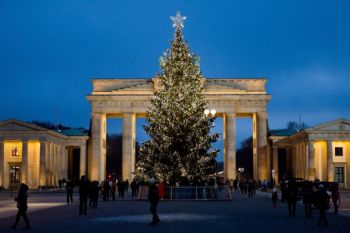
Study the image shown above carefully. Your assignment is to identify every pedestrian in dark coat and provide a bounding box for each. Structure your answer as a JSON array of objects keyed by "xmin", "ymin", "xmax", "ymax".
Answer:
[
  {"xmin": 79, "ymin": 175, "xmax": 89, "ymax": 215},
  {"xmin": 302, "ymin": 182, "xmax": 313, "ymax": 218},
  {"xmin": 331, "ymin": 183, "xmax": 340, "ymax": 214},
  {"xmin": 66, "ymin": 180, "xmax": 74, "ymax": 204},
  {"xmin": 286, "ymin": 180, "xmax": 297, "ymax": 217},
  {"xmin": 316, "ymin": 184, "xmax": 330, "ymax": 226},
  {"xmin": 272, "ymin": 187, "xmax": 278, "ymax": 207},
  {"xmin": 148, "ymin": 178, "xmax": 160, "ymax": 225},
  {"xmin": 11, "ymin": 183, "xmax": 30, "ymax": 230},
  {"xmin": 111, "ymin": 181, "xmax": 117, "ymax": 201},
  {"xmin": 117, "ymin": 180, "xmax": 125, "ymax": 198},
  {"xmin": 131, "ymin": 179, "xmax": 137, "ymax": 197},
  {"xmin": 103, "ymin": 180, "xmax": 110, "ymax": 201}
]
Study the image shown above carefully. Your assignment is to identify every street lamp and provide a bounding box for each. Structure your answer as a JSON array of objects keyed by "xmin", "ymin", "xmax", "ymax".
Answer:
[
  {"xmin": 238, "ymin": 167, "xmax": 245, "ymax": 179},
  {"xmin": 271, "ymin": 169, "xmax": 275, "ymax": 190},
  {"xmin": 204, "ymin": 109, "xmax": 216, "ymax": 117}
]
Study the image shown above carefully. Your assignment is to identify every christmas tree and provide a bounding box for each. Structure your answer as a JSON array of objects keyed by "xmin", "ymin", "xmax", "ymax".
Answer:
[{"xmin": 136, "ymin": 12, "xmax": 219, "ymax": 184}]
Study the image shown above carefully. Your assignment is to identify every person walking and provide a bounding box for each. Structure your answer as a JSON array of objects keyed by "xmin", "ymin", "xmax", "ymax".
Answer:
[
  {"xmin": 66, "ymin": 180, "xmax": 74, "ymax": 204},
  {"xmin": 125, "ymin": 179, "xmax": 129, "ymax": 192},
  {"xmin": 286, "ymin": 179, "xmax": 297, "ymax": 217},
  {"xmin": 79, "ymin": 175, "xmax": 89, "ymax": 215},
  {"xmin": 280, "ymin": 178, "xmax": 287, "ymax": 202},
  {"xmin": 118, "ymin": 180, "xmax": 125, "ymax": 198},
  {"xmin": 302, "ymin": 182, "xmax": 313, "ymax": 218},
  {"xmin": 131, "ymin": 179, "xmax": 137, "ymax": 197},
  {"xmin": 316, "ymin": 184, "xmax": 330, "ymax": 226},
  {"xmin": 272, "ymin": 187, "xmax": 278, "ymax": 207},
  {"xmin": 247, "ymin": 179, "xmax": 254, "ymax": 198},
  {"xmin": 229, "ymin": 179, "xmax": 234, "ymax": 195},
  {"xmin": 11, "ymin": 183, "xmax": 30, "ymax": 230},
  {"xmin": 111, "ymin": 181, "xmax": 117, "ymax": 201},
  {"xmin": 331, "ymin": 183, "xmax": 340, "ymax": 214},
  {"xmin": 103, "ymin": 180, "xmax": 110, "ymax": 201},
  {"xmin": 148, "ymin": 178, "xmax": 160, "ymax": 225}
]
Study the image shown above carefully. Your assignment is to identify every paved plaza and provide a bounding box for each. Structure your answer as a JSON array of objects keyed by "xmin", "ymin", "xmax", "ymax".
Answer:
[{"xmin": 0, "ymin": 190, "xmax": 350, "ymax": 233}]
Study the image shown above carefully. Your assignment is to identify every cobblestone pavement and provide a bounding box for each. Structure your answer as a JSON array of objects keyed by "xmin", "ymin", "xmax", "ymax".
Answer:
[{"xmin": 0, "ymin": 191, "xmax": 350, "ymax": 233}]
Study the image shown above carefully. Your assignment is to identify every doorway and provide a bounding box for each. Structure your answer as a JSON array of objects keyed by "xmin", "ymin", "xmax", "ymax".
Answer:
[{"xmin": 9, "ymin": 165, "xmax": 20, "ymax": 189}]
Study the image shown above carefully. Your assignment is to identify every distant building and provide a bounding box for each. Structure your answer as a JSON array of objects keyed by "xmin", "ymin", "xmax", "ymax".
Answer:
[
  {"xmin": 0, "ymin": 119, "xmax": 88, "ymax": 189},
  {"xmin": 269, "ymin": 119, "xmax": 350, "ymax": 189}
]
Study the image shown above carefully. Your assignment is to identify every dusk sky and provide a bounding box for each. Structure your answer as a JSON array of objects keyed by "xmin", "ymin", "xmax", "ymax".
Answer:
[{"xmin": 1, "ymin": 1, "xmax": 350, "ymax": 152}]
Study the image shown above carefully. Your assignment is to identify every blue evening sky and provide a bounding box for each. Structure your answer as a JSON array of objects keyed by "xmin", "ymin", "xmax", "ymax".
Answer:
[{"xmin": 1, "ymin": 1, "xmax": 350, "ymax": 159}]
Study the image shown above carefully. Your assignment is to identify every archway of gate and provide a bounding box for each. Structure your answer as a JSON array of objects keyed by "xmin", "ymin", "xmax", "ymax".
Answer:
[{"xmin": 87, "ymin": 78, "xmax": 271, "ymax": 183}]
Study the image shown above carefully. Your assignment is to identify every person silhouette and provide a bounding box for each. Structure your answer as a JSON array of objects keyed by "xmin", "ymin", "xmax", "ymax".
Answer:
[
  {"xmin": 11, "ymin": 183, "xmax": 30, "ymax": 230},
  {"xmin": 148, "ymin": 178, "xmax": 160, "ymax": 225}
]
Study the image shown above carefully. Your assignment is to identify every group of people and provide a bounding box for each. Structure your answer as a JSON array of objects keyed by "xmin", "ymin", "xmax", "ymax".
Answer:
[
  {"xmin": 9, "ymin": 175, "xmax": 341, "ymax": 229},
  {"xmin": 229, "ymin": 178, "xmax": 258, "ymax": 198},
  {"xmin": 278, "ymin": 178, "xmax": 340, "ymax": 227},
  {"xmin": 73, "ymin": 176, "xmax": 142, "ymax": 214}
]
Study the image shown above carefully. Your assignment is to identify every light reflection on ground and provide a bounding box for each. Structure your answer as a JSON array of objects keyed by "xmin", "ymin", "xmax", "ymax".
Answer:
[{"xmin": 94, "ymin": 213, "xmax": 222, "ymax": 223}]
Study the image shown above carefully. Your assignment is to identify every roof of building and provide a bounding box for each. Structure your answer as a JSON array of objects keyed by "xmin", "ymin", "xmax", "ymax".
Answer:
[
  {"xmin": 55, "ymin": 129, "xmax": 89, "ymax": 137},
  {"xmin": 269, "ymin": 128, "xmax": 298, "ymax": 137}
]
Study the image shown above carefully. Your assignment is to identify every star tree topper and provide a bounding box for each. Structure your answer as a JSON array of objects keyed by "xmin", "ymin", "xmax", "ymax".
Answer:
[{"xmin": 170, "ymin": 11, "xmax": 187, "ymax": 29}]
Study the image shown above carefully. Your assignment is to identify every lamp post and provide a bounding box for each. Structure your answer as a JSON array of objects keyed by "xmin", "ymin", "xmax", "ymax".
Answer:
[
  {"xmin": 271, "ymin": 169, "xmax": 275, "ymax": 190},
  {"xmin": 204, "ymin": 109, "xmax": 216, "ymax": 129},
  {"xmin": 204, "ymin": 109, "xmax": 216, "ymax": 118},
  {"xmin": 238, "ymin": 167, "xmax": 245, "ymax": 179}
]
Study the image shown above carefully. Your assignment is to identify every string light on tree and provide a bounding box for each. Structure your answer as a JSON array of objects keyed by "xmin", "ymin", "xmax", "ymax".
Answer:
[{"xmin": 136, "ymin": 12, "xmax": 219, "ymax": 184}]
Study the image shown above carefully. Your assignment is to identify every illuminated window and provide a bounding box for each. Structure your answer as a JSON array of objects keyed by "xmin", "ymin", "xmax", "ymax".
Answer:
[
  {"xmin": 11, "ymin": 147, "xmax": 19, "ymax": 156},
  {"xmin": 335, "ymin": 147, "xmax": 343, "ymax": 156},
  {"xmin": 334, "ymin": 167, "xmax": 344, "ymax": 183}
]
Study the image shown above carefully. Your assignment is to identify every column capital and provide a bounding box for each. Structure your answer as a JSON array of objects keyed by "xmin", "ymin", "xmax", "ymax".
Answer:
[
  {"xmin": 225, "ymin": 113, "xmax": 236, "ymax": 117},
  {"xmin": 92, "ymin": 112, "xmax": 106, "ymax": 117},
  {"xmin": 122, "ymin": 112, "xmax": 136, "ymax": 117}
]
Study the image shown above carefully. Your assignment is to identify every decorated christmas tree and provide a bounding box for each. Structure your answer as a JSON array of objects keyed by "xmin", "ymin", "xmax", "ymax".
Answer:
[{"xmin": 136, "ymin": 12, "xmax": 219, "ymax": 184}]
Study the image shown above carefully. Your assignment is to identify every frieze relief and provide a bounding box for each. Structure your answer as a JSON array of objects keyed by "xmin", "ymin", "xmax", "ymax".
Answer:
[
  {"xmin": 93, "ymin": 79, "xmax": 151, "ymax": 92},
  {"xmin": 92, "ymin": 99, "xmax": 267, "ymax": 112},
  {"xmin": 92, "ymin": 78, "xmax": 267, "ymax": 93}
]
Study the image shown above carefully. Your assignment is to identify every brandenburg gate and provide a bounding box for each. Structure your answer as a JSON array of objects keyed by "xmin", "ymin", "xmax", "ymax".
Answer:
[{"xmin": 87, "ymin": 78, "xmax": 271, "ymax": 182}]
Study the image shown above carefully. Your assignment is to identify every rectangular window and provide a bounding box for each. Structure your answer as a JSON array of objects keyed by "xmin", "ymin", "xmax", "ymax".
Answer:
[
  {"xmin": 11, "ymin": 147, "xmax": 19, "ymax": 156},
  {"xmin": 335, "ymin": 147, "xmax": 343, "ymax": 156},
  {"xmin": 334, "ymin": 167, "xmax": 344, "ymax": 183}
]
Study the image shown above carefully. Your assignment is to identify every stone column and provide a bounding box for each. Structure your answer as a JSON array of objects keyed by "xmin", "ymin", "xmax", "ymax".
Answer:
[
  {"xmin": 305, "ymin": 142, "xmax": 309, "ymax": 179},
  {"xmin": 257, "ymin": 112, "xmax": 268, "ymax": 181},
  {"xmin": 39, "ymin": 141, "xmax": 48, "ymax": 186},
  {"xmin": 20, "ymin": 140, "xmax": 28, "ymax": 185},
  {"xmin": 55, "ymin": 143, "xmax": 59, "ymax": 186},
  {"xmin": 50, "ymin": 143, "xmax": 55, "ymax": 186},
  {"xmin": 80, "ymin": 145, "xmax": 87, "ymax": 177},
  {"xmin": 327, "ymin": 141, "xmax": 334, "ymax": 182},
  {"xmin": 59, "ymin": 145, "xmax": 64, "ymax": 179},
  {"xmin": 122, "ymin": 113, "xmax": 136, "ymax": 181},
  {"xmin": 0, "ymin": 140, "xmax": 4, "ymax": 187},
  {"xmin": 63, "ymin": 147, "xmax": 68, "ymax": 180},
  {"xmin": 90, "ymin": 113, "xmax": 107, "ymax": 181},
  {"xmin": 252, "ymin": 113, "xmax": 258, "ymax": 180},
  {"xmin": 308, "ymin": 142, "xmax": 315, "ymax": 180},
  {"xmin": 272, "ymin": 146, "xmax": 279, "ymax": 183},
  {"xmin": 68, "ymin": 147, "xmax": 73, "ymax": 180},
  {"xmin": 296, "ymin": 144, "xmax": 299, "ymax": 178},
  {"xmin": 224, "ymin": 113, "xmax": 236, "ymax": 180},
  {"xmin": 47, "ymin": 142, "xmax": 52, "ymax": 186}
]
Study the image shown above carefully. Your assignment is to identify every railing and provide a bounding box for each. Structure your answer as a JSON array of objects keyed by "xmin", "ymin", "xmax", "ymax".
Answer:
[{"xmin": 138, "ymin": 185, "xmax": 232, "ymax": 201}]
